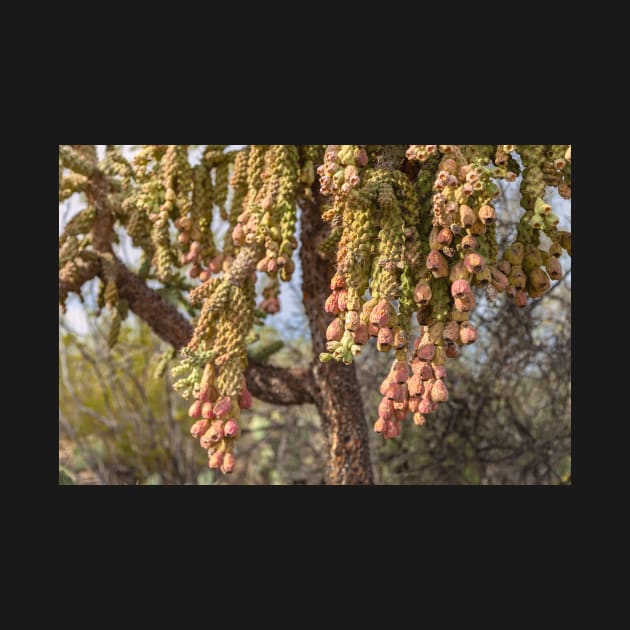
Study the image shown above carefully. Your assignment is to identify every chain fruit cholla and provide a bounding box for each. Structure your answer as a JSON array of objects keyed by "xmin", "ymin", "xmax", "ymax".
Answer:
[{"xmin": 58, "ymin": 145, "xmax": 571, "ymax": 477}]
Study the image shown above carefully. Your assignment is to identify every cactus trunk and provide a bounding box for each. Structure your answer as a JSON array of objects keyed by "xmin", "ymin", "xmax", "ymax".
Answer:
[{"xmin": 300, "ymin": 188, "xmax": 374, "ymax": 485}]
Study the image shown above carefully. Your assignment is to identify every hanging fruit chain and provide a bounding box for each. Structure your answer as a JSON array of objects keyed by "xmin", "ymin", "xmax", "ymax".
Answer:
[
  {"xmin": 171, "ymin": 145, "xmax": 323, "ymax": 474},
  {"xmin": 318, "ymin": 145, "xmax": 571, "ymax": 439}
]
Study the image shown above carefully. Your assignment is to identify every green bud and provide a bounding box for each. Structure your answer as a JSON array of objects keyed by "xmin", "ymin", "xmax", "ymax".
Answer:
[
  {"xmin": 338, "ymin": 145, "xmax": 355, "ymax": 166},
  {"xmin": 475, "ymin": 267, "xmax": 492, "ymax": 285},
  {"xmin": 485, "ymin": 181, "xmax": 500, "ymax": 198},
  {"xmin": 534, "ymin": 197, "xmax": 552, "ymax": 215},
  {"xmin": 319, "ymin": 352, "xmax": 333, "ymax": 363},
  {"xmin": 333, "ymin": 170, "xmax": 345, "ymax": 188},
  {"xmin": 544, "ymin": 213, "xmax": 560, "ymax": 229},
  {"xmin": 341, "ymin": 330, "xmax": 354, "ymax": 349},
  {"xmin": 522, "ymin": 248, "xmax": 544, "ymax": 273},
  {"xmin": 504, "ymin": 242, "xmax": 524, "ymax": 266},
  {"xmin": 529, "ymin": 213, "xmax": 544, "ymax": 230}
]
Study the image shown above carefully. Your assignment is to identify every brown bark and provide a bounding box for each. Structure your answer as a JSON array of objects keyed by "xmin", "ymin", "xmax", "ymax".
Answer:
[
  {"xmin": 299, "ymin": 191, "xmax": 374, "ymax": 485},
  {"xmin": 110, "ymin": 257, "xmax": 194, "ymax": 349},
  {"xmin": 59, "ymin": 252, "xmax": 313, "ymax": 406},
  {"xmin": 244, "ymin": 361, "xmax": 313, "ymax": 405}
]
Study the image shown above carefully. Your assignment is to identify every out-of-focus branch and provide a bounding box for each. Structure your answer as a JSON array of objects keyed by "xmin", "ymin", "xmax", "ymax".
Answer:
[
  {"xmin": 59, "ymin": 251, "xmax": 314, "ymax": 406},
  {"xmin": 245, "ymin": 360, "xmax": 314, "ymax": 404}
]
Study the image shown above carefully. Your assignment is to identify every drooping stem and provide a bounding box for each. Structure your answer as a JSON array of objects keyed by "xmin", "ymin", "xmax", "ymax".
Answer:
[{"xmin": 59, "ymin": 251, "xmax": 313, "ymax": 406}]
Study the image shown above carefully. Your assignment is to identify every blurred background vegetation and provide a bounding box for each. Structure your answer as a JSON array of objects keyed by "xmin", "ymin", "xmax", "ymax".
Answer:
[
  {"xmin": 59, "ymin": 148, "xmax": 570, "ymax": 485},
  {"xmin": 59, "ymin": 277, "xmax": 570, "ymax": 485}
]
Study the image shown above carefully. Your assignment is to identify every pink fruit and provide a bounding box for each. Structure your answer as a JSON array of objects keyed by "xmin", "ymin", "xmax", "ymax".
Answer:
[
  {"xmin": 345, "ymin": 310, "xmax": 360, "ymax": 331},
  {"xmin": 374, "ymin": 418, "xmax": 387, "ymax": 434},
  {"xmin": 413, "ymin": 281, "xmax": 433, "ymax": 305},
  {"xmin": 478, "ymin": 205, "xmax": 496, "ymax": 225},
  {"xmin": 461, "ymin": 235, "xmax": 478, "ymax": 251},
  {"xmin": 379, "ymin": 375, "xmax": 393, "ymax": 396},
  {"xmin": 383, "ymin": 420, "xmax": 402, "ymax": 439},
  {"xmin": 459, "ymin": 204, "xmax": 475, "ymax": 227},
  {"xmin": 416, "ymin": 342, "xmax": 436, "ymax": 362},
  {"xmin": 407, "ymin": 373, "xmax": 425, "ymax": 397},
  {"xmin": 431, "ymin": 379, "xmax": 449, "ymax": 402},
  {"xmin": 514, "ymin": 289, "xmax": 528, "ymax": 307},
  {"xmin": 432, "ymin": 365, "xmax": 447, "ymax": 380},
  {"xmin": 208, "ymin": 450, "xmax": 224, "ymax": 469},
  {"xmin": 352, "ymin": 323, "xmax": 369, "ymax": 345},
  {"xmin": 426, "ymin": 249, "xmax": 444, "ymax": 272},
  {"xmin": 221, "ymin": 452, "xmax": 235, "ymax": 474},
  {"xmin": 188, "ymin": 400, "xmax": 202, "ymax": 419},
  {"xmin": 324, "ymin": 292, "xmax": 339, "ymax": 314},
  {"xmin": 454, "ymin": 293, "xmax": 475, "ymax": 312},
  {"xmin": 356, "ymin": 147, "xmax": 369, "ymax": 167},
  {"xmin": 213, "ymin": 396, "xmax": 232, "ymax": 418},
  {"xmin": 437, "ymin": 228, "xmax": 453, "ymax": 246},
  {"xmin": 451, "ymin": 279, "xmax": 471, "ymax": 299},
  {"xmin": 464, "ymin": 252, "xmax": 485, "ymax": 274},
  {"xmin": 232, "ymin": 223, "xmax": 245, "ymax": 245},
  {"xmin": 224, "ymin": 419, "xmax": 239, "ymax": 438},
  {"xmin": 390, "ymin": 361, "xmax": 410, "ymax": 383},
  {"xmin": 378, "ymin": 397, "xmax": 395, "ymax": 421},
  {"xmin": 190, "ymin": 419, "xmax": 209, "ymax": 438},
  {"xmin": 459, "ymin": 322, "xmax": 478, "ymax": 344},
  {"xmin": 336, "ymin": 290, "xmax": 348, "ymax": 312},
  {"xmin": 326, "ymin": 317, "xmax": 344, "ymax": 341},
  {"xmin": 377, "ymin": 327, "xmax": 394, "ymax": 348},
  {"xmin": 442, "ymin": 321, "xmax": 459, "ymax": 342},
  {"xmin": 209, "ymin": 254, "xmax": 224, "ymax": 274},
  {"xmin": 239, "ymin": 387, "xmax": 252, "ymax": 410},
  {"xmin": 490, "ymin": 267, "xmax": 509, "ymax": 291},
  {"xmin": 330, "ymin": 273, "xmax": 346, "ymax": 291},
  {"xmin": 369, "ymin": 299, "xmax": 392, "ymax": 328},
  {"xmin": 200, "ymin": 428, "xmax": 214, "ymax": 449},
  {"xmin": 418, "ymin": 398, "xmax": 433, "ymax": 415},
  {"xmin": 385, "ymin": 382, "xmax": 407, "ymax": 404},
  {"xmin": 208, "ymin": 420, "xmax": 225, "ymax": 442}
]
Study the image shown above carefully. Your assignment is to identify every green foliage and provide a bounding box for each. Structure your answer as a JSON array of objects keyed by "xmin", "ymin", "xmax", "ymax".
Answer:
[
  {"xmin": 59, "ymin": 468, "xmax": 74, "ymax": 485},
  {"xmin": 59, "ymin": 320, "xmax": 209, "ymax": 484},
  {"xmin": 248, "ymin": 339, "xmax": 284, "ymax": 362}
]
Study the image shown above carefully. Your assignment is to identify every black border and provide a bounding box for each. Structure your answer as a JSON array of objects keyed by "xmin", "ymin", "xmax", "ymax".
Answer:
[{"xmin": 50, "ymin": 101, "xmax": 580, "ymax": 560}]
